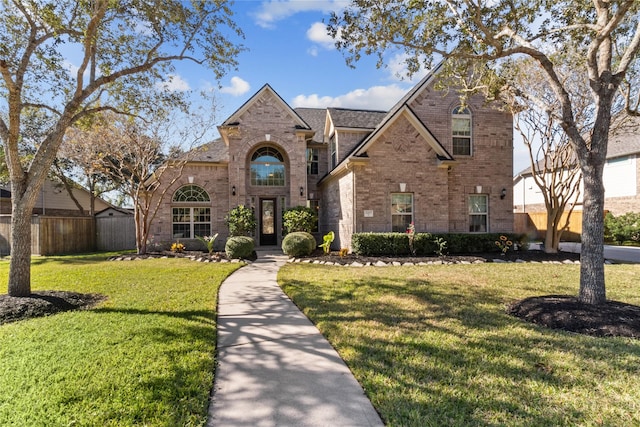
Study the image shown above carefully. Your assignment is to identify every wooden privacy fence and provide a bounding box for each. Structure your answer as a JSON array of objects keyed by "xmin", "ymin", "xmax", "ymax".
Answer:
[
  {"xmin": 96, "ymin": 216, "xmax": 136, "ymax": 251},
  {"xmin": 0, "ymin": 215, "xmax": 96, "ymax": 256},
  {"xmin": 0, "ymin": 215, "xmax": 136, "ymax": 255},
  {"xmin": 514, "ymin": 211, "xmax": 583, "ymax": 242}
]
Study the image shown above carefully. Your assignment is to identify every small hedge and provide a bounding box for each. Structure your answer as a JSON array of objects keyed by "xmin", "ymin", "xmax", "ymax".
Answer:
[
  {"xmin": 351, "ymin": 232, "xmax": 526, "ymax": 256},
  {"xmin": 282, "ymin": 232, "xmax": 317, "ymax": 257},
  {"xmin": 225, "ymin": 236, "xmax": 255, "ymax": 259}
]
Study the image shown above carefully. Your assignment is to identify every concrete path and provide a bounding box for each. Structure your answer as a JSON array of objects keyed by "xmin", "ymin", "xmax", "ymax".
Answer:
[
  {"xmin": 207, "ymin": 251, "xmax": 384, "ymax": 427},
  {"xmin": 531, "ymin": 242, "xmax": 640, "ymax": 263}
]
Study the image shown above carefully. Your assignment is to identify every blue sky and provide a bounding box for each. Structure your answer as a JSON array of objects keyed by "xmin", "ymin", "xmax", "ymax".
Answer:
[{"xmin": 162, "ymin": 0, "xmax": 528, "ymax": 173}]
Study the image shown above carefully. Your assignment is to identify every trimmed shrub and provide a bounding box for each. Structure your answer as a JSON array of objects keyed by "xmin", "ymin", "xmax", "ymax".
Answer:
[
  {"xmin": 225, "ymin": 236, "xmax": 255, "ymax": 259},
  {"xmin": 283, "ymin": 206, "xmax": 318, "ymax": 233},
  {"xmin": 351, "ymin": 232, "xmax": 527, "ymax": 256},
  {"xmin": 604, "ymin": 212, "xmax": 640, "ymax": 243},
  {"xmin": 282, "ymin": 232, "xmax": 316, "ymax": 257},
  {"xmin": 225, "ymin": 205, "xmax": 257, "ymax": 237}
]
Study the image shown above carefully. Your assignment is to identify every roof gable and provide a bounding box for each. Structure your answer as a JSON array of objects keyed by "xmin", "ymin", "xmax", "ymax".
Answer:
[
  {"xmin": 354, "ymin": 105, "xmax": 453, "ymax": 161},
  {"xmin": 220, "ymin": 84, "xmax": 310, "ymax": 130}
]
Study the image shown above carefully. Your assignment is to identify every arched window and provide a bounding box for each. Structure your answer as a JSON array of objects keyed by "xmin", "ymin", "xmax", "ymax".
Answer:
[
  {"xmin": 452, "ymin": 106, "xmax": 472, "ymax": 156},
  {"xmin": 173, "ymin": 185, "xmax": 210, "ymax": 202},
  {"xmin": 251, "ymin": 147, "xmax": 285, "ymax": 186},
  {"xmin": 172, "ymin": 185, "xmax": 211, "ymax": 238}
]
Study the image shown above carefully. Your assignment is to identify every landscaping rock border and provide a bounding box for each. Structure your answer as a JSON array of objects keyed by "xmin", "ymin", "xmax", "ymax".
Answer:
[
  {"xmin": 107, "ymin": 252, "xmax": 247, "ymax": 263},
  {"xmin": 287, "ymin": 257, "xmax": 582, "ymax": 267}
]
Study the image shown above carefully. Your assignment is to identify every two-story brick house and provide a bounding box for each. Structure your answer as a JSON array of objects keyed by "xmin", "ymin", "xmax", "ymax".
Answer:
[{"xmin": 152, "ymin": 63, "xmax": 514, "ymax": 250}]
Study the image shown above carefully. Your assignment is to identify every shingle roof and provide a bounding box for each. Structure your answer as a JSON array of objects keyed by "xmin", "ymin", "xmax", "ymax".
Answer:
[
  {"xmin": 188, "ymin": 138, "xmax": 229, "ymax": 162},
  {"xmin": 607, "ymin": 115, "xmax": 640, "ymax": 158},
  {"xmin": 328, "ymin": 108, "xmax": 387, "ymax": 129},
  {"xmin": 294, "ymin": 108, "xmax": 327, "ymax": 140}
]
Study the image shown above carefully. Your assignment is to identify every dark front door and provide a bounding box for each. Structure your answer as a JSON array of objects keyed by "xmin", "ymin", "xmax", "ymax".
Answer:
[{"xmin": 259, "ymin": 198, "xmax": 277, "ymax": 246}]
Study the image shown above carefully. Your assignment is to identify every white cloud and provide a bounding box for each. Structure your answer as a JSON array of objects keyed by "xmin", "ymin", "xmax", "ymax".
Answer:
[
  {"xmin": 220, "ymin": 76, "xmax": 251, "ymax": 96},
  {"xmin": 386, "ymin": 53, "xmax": 431, "ymax": 83},
  {"xmin": 291, "ymin": 84, "xmax": 410, "ymax": 111},
  {"xmin": 306, "ymin": 22, "xmax": 335, "ymax": 49},
  {"xmin": 254, "ymin": 0, "xmax": 349, "ymax": 29},
  {"xmin": 158, "ymin": 74, "xmax": 191, "ymax": 92}
]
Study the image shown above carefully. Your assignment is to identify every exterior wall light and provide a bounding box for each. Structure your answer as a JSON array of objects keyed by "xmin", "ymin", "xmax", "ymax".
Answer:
[
  {"xmin": 232, "ymin": 186, "xmax": 236, "ymax": 196},
  {"xmin": 500, "ymin": 188, "xmax": 507, "ymax": 199},
  {"xmin": 300, "ymin": 186, "xmax": 304, "ymax": 197}
]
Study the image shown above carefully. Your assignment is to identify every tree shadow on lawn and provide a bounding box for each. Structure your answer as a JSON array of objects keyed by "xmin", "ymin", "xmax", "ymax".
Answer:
[{"xmin": 283, "ymin": 275, "xmax": 640, "ymax": 426}]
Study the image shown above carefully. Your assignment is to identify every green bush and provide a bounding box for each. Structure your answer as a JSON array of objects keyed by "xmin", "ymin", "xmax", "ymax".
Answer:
[
  {"xmin": 225, "ymin": 205, "xmax": 257, "ymax": 237},
  {"xmin": 281, "ymin": 232, "xmax": 316, "ymax": 257},
  {"xmin": 604, "ymin": 212, "xmax": 640, "ymax": 243},
  {"xmin": 351, "ymin": 232, "xmax": 526, "ymax": 256},
  {"xmin": 225, "ymin": 236, "xmax": 255, "ymax": 259},
  {"xmin": 283, "ymin": 206, "xmax": 318, "ymax": 233}
]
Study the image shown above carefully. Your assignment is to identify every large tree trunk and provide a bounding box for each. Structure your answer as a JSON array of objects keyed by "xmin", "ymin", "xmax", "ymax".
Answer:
[
  {"xmin": 577, "ymin": 104, "xmax": 609, "ymax": 305},
  {"xmin": 8, "ymin": 192, "xmax": 38, "ymax": 297},
  {"xmin": 579, "ymin": 164, "xmax": 606, "ymax": 304}
]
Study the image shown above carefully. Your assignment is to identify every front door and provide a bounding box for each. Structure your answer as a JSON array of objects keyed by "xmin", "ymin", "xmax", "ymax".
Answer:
[{"xmin": 259, "ymin": 198, "xmax": 277, "ymax": 246}]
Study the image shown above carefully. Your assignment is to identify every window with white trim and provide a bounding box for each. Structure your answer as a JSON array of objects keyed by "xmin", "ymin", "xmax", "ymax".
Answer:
[
  {"xmin": 307, "ymin": 148, "xmax": 319, "ymax": 175},
  {"xmin": 452, "ymin": 106, "xmax": 472, "ymax": 156},
  {"xmin": 468, "ymin": 194, "xmax": 488, "ymax": 232},
  {"xmin": 330, "ymin": 134, "xmax": 337, "ymax": 169},
  {"xmin": 172, "ymin": 185, "xmax": 211, "ymax": 238},
  {"xmin": 391, "ymin": 193, "xmax": 413, "ymax": 232}
]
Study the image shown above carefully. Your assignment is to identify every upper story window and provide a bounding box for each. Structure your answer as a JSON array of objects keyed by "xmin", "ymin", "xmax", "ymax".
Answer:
[
  {"xmin": 251, "ymin": 147, "xmax": 285, "ymax": 186},
  {"xmin": 452, "ymin": 106, "xmax": 472, "ymax": 156},
  {"xmin": 307, "ymin": 148, "xmax": 319, "ymax": 175},
  {"xmin": 330, "ymin": 134, "xmax": 337, "ymax": 169}
]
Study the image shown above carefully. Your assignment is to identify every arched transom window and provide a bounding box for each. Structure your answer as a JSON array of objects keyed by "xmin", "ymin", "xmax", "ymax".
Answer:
[
  {"xmin": 251, "ymin": 147, "xmax": 285, "ymax": 186},
  {"xmin": 452, "ymin": 106, "xmax": 472, "ymax": 156},
  {"xmin": 172, "ymin": 185, "xmax": 211, "ymax": 238},
  {"xmin": 173, "ymin": 185, "xmax": 210, "ymax": 202}
]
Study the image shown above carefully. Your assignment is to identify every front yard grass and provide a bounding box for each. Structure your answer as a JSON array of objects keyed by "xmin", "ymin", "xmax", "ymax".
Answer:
[
  {"xmin": 278, "ymin": 262, "xmax": 640, "ymax": 426},
  {"xmin": 0, "ymin": 254, "xmax": 241, "ymax": 427}
]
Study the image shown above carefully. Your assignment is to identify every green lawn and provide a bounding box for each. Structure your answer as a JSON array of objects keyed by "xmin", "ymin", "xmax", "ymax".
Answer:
[
  {"xmin": 0, "ymin": 254, "xmax": 241, "ymax": 427},
  {"xmin": 278, "ymin": 262, "xmax": 640, "ymax": 427}
]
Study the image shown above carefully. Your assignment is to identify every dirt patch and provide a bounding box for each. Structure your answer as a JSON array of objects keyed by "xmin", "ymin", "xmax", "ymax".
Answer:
[
  {"xmin": 0, "ymin": 291, "xmax": 106, "ymax": 325},
  {"xmin": 507, "ymin": 295, "xmax": 640, "ymax": 339}
]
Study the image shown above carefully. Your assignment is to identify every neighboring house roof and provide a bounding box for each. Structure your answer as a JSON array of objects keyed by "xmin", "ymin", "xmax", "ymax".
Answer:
[
  {"xmin": 607, "ymin": 115, "xmax": 640, "ymax": 159},
  {"xmin": 95, "ymin": 206, "xmax": 134, "ymax": 217},
  {"xmin": 514, "ymin": 114, "xmax": 640, "ymax": 180},
  {"xmin": 0, "ymin": 178, "xmax": 115, "ymax": 214}
]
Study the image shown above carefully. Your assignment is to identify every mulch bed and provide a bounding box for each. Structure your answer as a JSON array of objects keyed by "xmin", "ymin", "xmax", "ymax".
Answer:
[
  {"xmin": 508, "ymin": 296, "xmax": 640, "ymax": 338},
  {"xmin": 1, "ymin": 250, "xmax": 638, "ymax": 339},
  {"xmin": 0, "ymin": 291, "xmax": 106, "ymax": 325}
]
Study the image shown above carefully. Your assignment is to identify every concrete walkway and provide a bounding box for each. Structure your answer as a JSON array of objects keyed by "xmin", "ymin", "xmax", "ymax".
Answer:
[
  {"xmin": 530, "ymin": 242, "xmax": 640, "ymax": 263},
  {"xmin": 207, "ymin": 251, "xmax": 383, "ymax": 427}
]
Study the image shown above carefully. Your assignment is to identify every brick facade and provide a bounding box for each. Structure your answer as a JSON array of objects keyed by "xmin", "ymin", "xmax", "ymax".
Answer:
[{"xmin": 154, "ymin": 70, "xmax": 514, "ymax": 250}]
